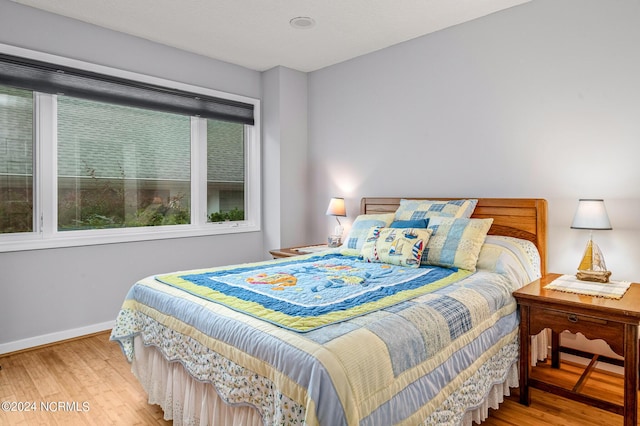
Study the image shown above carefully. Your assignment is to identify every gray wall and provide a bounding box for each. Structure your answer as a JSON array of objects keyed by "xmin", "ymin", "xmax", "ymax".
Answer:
[
  {"xmin": 262, "ymin": 66, "xmax": 310, "ymax": 256},
  {"xmin": 0, "ymin": 1, "xmax": 279, "ymax": 350},
  {"xmin": 308, "ymin": 0, "xmax": 640, "ymax": 282}
]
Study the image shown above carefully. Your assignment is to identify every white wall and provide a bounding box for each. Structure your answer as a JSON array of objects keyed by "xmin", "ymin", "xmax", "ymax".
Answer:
[
  {"xmin": 0, "ymin": 1, "xmax": 271, "ymax": 352},
  {"xmin": 278, "ymin": 68, "xmax": 310, "ymax": 248},
  {"xmin": 262, "ymin": 68, "xmax": 283, "ymax": 256},
  {"xmin": 308, "ymin": 0, "xmax": 640, "ymax": 283},
  {"xmin": 261, "ymin": 66, "xmax": 310, "ymax": 256}
]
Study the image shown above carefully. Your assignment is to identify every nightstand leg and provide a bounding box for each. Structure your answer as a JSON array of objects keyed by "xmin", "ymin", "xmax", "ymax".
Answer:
[
  {"xmin": 519, "ymin": 304, "xmax": 531, "ymax": 406},
  {"xmin": 624, "ymin": 324, "xmax": 638, "ymax": 426},
  {"xmin": 551, "ymin": 330, "xmax": 560, "ymax": 368}
]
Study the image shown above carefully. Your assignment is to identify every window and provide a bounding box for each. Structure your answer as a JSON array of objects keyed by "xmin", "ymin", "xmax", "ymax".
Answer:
[
  {"xmin": 0, "ymin": 47, "xmax": 260, "ymax": 251},
  {"xmin": 207, "ymin": 119, "xmax": 245, "ymax": 222},
  {"xmin": 57, "ymin": 97, "xmax": 192, "ymax": 230},
  {"xmin": 0, "ymin": 86, "xmax": 33, "ymax": 234}
]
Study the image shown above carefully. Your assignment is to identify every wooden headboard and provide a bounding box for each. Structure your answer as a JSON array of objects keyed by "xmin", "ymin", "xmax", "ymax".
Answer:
[{"xmin": 360, "ymin": 197, "xmax": 548, "ymax": 276}]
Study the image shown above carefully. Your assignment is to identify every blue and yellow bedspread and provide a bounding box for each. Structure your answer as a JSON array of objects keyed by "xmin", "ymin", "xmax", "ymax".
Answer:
[
  {"xmin": 155, "ymin": 253, "xmax": 468, "ymax": 332},
  {"xmin": 111, "ymin": 252, "xmax": 521, "ymax": 425}
]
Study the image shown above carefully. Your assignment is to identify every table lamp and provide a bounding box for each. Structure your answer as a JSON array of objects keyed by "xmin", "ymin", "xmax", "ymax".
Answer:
[
  {"xmin": 570, "ymin": 199, "xmax": 612, "ymax": 282},
  {"xmin": 326, "ymin": 197, "xmax": 346, "ymax": 247}
]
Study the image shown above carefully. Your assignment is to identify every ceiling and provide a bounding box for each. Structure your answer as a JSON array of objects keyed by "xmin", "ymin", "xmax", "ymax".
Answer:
[{"xmin": 13, "ymin": 0, "xmax": 531, "ymax": 72}]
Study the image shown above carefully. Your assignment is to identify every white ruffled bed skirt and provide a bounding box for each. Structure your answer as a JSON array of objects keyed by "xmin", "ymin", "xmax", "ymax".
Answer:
[
  {"xmin": 461, "ymin": 365, "xmax": 518, "ymax": 425},
  {"xmin": 531, "ymin": 329, "xmax": 550, "ymax": 366},
  {"xmin": 130, "ymin": 333, "xmax": 547, "ymax": 426},
  {"xmin": 132, "ymin": 337, "xmax": 262, "ymax": 426}
]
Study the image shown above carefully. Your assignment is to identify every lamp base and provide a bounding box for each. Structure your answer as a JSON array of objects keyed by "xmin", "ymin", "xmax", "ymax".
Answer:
[
  {"xmin": 576, "ymin": 269, "xmax": 612, "ymax": 283},
  {"xmin": 327, "ymin": 235, "xmax": 342, "ymax": 248}
]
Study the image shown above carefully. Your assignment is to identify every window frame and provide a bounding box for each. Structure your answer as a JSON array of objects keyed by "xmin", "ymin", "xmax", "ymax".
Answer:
[{"xmin": 0, "ymin": 44, "xmax": 261, "ymax": 252}]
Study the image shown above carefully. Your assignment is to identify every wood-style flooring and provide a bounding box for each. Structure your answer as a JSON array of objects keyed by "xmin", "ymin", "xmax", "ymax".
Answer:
[
  {"xmin": 0, "ymin": 331, "xmax": 634, "ymax": 425},
  {"xmin": 0, "ymin": 331, "xmax": 169, "ymax": 425}
]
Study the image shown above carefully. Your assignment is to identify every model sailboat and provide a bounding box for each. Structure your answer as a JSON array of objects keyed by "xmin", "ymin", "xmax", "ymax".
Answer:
[
  {"xmin": 576, "ymin": 238, "xmax": 611, "ymax": 283},
  {"xmin": 571, "ymin": 199, "xmax": 613, "ymax": 283}
]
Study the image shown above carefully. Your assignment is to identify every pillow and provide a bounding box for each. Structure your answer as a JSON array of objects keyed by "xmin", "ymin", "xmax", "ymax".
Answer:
[
  {"xmin": 394, "ymin": 199, "xmax": 478, "ymax": 221},
  {"xmin": 477, "ymin": 235, "xmax": 541, "ymax": 284},
  {"xmin": 422, "ymin": 217, "xmax": 493, "ymax": 271},
  {"xmin": 361, "ymin": 226, "xmax": 432, "ymax": 268},
  {"xmin": 342, "ymin": 213, "xmax": 395, "ymax": 251},
  {"xmin": 389, "ymin": 218, "xmax": 429, "ymax": 229}
]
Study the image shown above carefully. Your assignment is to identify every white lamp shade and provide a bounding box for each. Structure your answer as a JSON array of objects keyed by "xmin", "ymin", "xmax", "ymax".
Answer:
[
  {"xmin": 326, "ymin": 197, "xmax": 346, "ymax": 217},
  {"xmin": 570, "ymin": 199, "xmax": 612, "ymax": 230}
]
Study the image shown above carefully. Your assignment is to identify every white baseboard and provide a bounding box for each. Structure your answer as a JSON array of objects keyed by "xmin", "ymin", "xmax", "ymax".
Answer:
[{"xmin": 0, "ymin": 320, "xmax": 115, "ymax": 355}]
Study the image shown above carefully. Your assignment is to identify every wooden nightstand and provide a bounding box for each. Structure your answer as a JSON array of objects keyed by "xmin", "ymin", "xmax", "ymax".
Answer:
[
  {"xmin": 513, "ymin": 273, "xmax": 640, "ymax": 426},
  {"xmin": 269, "ymin": 244, "xmax": 328, "ymax": 259}
]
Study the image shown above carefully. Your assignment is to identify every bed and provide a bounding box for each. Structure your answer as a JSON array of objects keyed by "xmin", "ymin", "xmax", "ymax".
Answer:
[{"xmin": 111, "ymin": 197, "xmax": 548, "ymax": 425}]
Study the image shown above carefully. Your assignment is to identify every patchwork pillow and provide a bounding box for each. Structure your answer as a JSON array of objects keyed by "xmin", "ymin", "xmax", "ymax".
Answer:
[
  {"xmin": 394, "ymin": 199, "xmax": 478, "ymax": 221},
  {"xmin": 361, "ymin": 226, "xmax": 432, "ymax": 268},
  {"xmin": 342, "ymin": 213, "xmax": 395, "ymax": 251},
  {"xmin": 422, "ymin": 217, "xmax": 493, "ymax": 271},
  {"xmin": 389, "ymin": 218, "xmax": 429, "ymax": 229},
  {"xmin": 476, "ymin": 235, "xmax": 541, "ymax": 283}
]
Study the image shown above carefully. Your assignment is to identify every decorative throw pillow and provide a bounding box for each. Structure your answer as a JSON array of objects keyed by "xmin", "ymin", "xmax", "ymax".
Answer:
[
  {"xmin": 394, "ymin": 199, "xmax": 478, "ymax": 221},
  {"xmin": 342, "ymin": 213, "xmax": 395, "ymax": 251},
  {"xmin": 422, "ymin": 217, "xmax": 493, "ymax": 271},
  {"xmin": 476, "ymin": 235, "xmax": 541, "ymax": 282},
  {"xmin": 361, "ymin": 226, "xmax": 432, "ymax": 268},
  {"xmin": 389, "ymin": 218, "xmax": 429, "ymax": 229}
]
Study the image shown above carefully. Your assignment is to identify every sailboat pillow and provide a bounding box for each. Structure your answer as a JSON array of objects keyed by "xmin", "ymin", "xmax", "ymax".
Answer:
[{"xmin": 361, "ymin": 226, "xmax": 432, "ymax": 268}]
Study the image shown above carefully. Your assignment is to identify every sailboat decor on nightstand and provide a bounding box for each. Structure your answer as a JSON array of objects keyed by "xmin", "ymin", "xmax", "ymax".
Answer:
[
  {"xmin": 571, "ymin": 199, "xmax": 612, "ymax": 283},
  {"xmin": 576, "ymin": 238, "xmax": 611, "ymax": 283}
]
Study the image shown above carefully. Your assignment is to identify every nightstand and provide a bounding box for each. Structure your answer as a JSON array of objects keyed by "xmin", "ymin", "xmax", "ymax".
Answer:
[
  {"xmin": 269, "ymin": 244, "xmax": 328, "ymax": 259},
  {"xmin": 513, "ymin": 273, "xmax": 640, "ymax": 426}
]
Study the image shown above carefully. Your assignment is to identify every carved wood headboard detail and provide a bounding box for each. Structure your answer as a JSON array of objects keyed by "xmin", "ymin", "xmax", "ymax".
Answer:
[{"xmin": 360, "ymin": 197, "xmax": 548, "ymax": 276}]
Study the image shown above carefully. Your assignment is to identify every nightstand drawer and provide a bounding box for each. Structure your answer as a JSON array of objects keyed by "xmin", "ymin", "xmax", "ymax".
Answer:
[{"xmin": 530, "ymin": 306, "xmax": 624, "ymax": 354}]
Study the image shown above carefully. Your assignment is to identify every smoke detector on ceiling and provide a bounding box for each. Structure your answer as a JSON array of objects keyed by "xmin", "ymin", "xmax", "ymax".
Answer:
[{"xmin": 289, "ymin": 16, "xmax": 316, "ymax": 29}]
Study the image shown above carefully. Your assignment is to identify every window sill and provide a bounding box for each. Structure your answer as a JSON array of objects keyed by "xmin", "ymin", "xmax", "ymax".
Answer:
[{"xmin": 0, "ymin": 222, "xmax": 260, "ymax": 253}]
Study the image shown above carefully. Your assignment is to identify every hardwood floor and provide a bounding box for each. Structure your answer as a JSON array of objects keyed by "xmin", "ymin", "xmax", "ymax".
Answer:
[
  {"xmin": 0, "ymin": 331, "xmax": 634, "ymax": 425},
  {"xmin": 0, "ymin": 331, "xmax": 169, "ymax": 425},
  {"xmin": 476, "ymin": 359, "xmax": 632, "ymax": 426}
]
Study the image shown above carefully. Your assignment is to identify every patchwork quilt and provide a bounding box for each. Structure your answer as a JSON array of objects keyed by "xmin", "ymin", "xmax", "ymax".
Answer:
[
  {"xmin": 156, "ymin": 253, "xmax": 469, "ymax": 332},
  {"xmin": 111, "ymin": 242, "xmax": 538, "ymax": 425}
]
